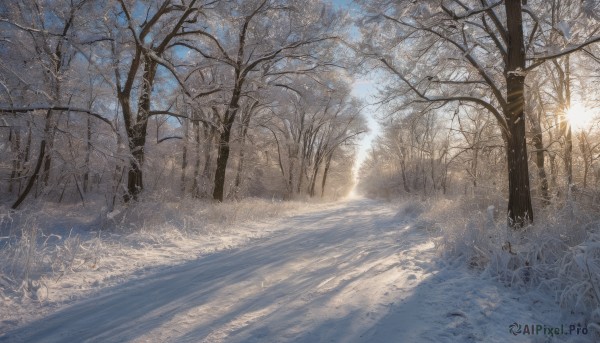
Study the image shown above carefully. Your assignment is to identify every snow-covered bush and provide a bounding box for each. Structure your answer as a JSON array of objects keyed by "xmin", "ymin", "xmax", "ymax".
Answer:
[
  {"xmin": 0, "ymin": 214, "xmax": 101, "ymax": 301},
  {"xmin": 428, "ymin": 194, "xmax": 600, "ymax": 337},
  {"xmin": 558, "ymin": 236, "xmax": 600, "ymax": 334}
]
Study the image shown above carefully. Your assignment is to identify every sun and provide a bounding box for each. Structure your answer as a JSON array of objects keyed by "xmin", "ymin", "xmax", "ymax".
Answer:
[{"xmin": 566, "ymin": 103, "xmax": 594, "ymax": 130}]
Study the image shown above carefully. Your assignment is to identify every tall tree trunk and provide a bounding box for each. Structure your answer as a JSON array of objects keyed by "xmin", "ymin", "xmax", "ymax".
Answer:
[
  {"xmin": 505, "ymin": 0, "xmax": 533, "ymax": 227},
  {"xmin": 579, "ymin": 132, "xmax": 590, "ymax": 188},
  {"xmin": 565, "ymin": 124, "xmax": 573, "ymax": 187},
  {"xmin": 399, "ymin": 155, "xmax": 410, "ymax": 193},
  {"xmin": 430, "ymin": 152, "xmax": 437, "ymax": 192},
  {"xmin": 472, "ymin": 147, "xmax": 478, "ymax": 188},
  {"xmin": 287, "ymin": 145, "xmax": 296, "ymax": 197},
  {"xmin": 441, "ymin": 156, "xmax": 448, "ymax": 195},
  {"xmin": 548, "ymin": 125, "xmax": 558, "ymax": 191},
  {"xmin": 320, "ymin": 154, "xmax": 333, "ymax": 198},
  {"xmin": 181, "ymin": 117, "xmax": 189, "ymax": 194},
  {"xmin": 421, "ymin": 151, "xmax": 427, "ymax": 197},
  {"xmin": 309, "ymin": 161, "xmax": 320, "ymax": 197},
  {"xmin": 505, "ymin": 111, "xmax": 533, "ymax": 226},
  {"xmin": 9, "ymin": 128, "xmax": 21, "ymax": 193},
  {"xmin": 109, "ymin": 124, "xmax": 124, "ymax": 212},
  {"xmin": 213, "ymin": 82, "xmax": 242, "ymax": 202},
  {"xmin": 11, "ymin": 109, "xmax": 55, "ymax": 209},
  {"xmin": 123, "ymin": 58, "xmax": 155, "ymax": 202},
  {"xmin": 24, "ymin": 119, "xmax": 32, "ymax": 193},
  {"xmin": 549, "ymin": 153, "xmax": 558, "ymax": 192},
  {"xmin": 297, "ymin": 152, "xmax": 306, "ymax": 194},
  {"xmin": 83, "ymin": 115, "xmax": 92, "ymax": 193},
  {"xmin": 40, "ymin": 109, "xmax": 56, "ymax": 187},
  {"xmin": 12, "ymin": 137, "xmax": 48, "ymax": 209},
  {"xmin": 125, "ymin": 132, "xmax": 146, "ymax": 201},
  {"xmin": 201, "ymin": 125, "xmax": 215, "ymax": 196},
  {"xmin": 213, "ymin": 122, "xmax": 233, "ymax": 202},
  {"xmin": 41, "ymin": 143, "xmax": 52, "ymax": 186},
  {"xmin": 192, "ymin": 120, "xmax": 201, "ymax": 197},
  {"xmin": 309, "ymin": 138, "xmax": 325, "ymax": 197}
]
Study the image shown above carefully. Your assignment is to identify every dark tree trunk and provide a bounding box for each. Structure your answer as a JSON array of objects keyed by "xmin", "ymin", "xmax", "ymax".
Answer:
[
  {"xmin": 309, "ymin": 162, "xmax": 320, "ymax": 197},
  {"xmin": 24, "ymin": 119, "xmax": 32, "ymax": 182},
  {"xmin": 287, "ymin": 145, "xmax": 296, "ymax": 197},
  {"xmin": 40, "ymin": 109, "xmax": 55, "ymax": 187},
  {"xmin": 213, "ymin": 126, "xmax": 233, "ymax": 202},
  {"xmin": 430, "ymin": 153, "xmax": 437, "ymax": 192},
  {"xmin": 125, "ymin": 133, "xmax": 146, "ymax": 201},
  {"xmin": 11, "ymin": 108, "xmax": 56, "ymax": 209},
  {"xmin": 309, "ymin": 138, "xmax": 324, "ymax": 197},
  {"xmin": 297, "ymin": 153, "xmax": 306, "ymax": 194},
  {"xmin": 123, "ymin": 57, "xmax": 155, "ymax": 202},
  {"xmin": 83, "ymin": 115, "xmax": 92, "ymax": 192},
  {"xmin": 201, "ymin": 125, "xmax": 214, "ymax": 196},
  {"xmin": 180, "ymin": 118, "xmax": 188, "ymax": 194},
  {"xmin": 9, "ymin": 128, "xmax": 21, "ymax": 193},
  {"xmin": 192, "ymin": 120, "xmax": 201, "ymax": 197},
  {"xmin": 579, "ymin": 132, "xmax": 591, "ymax": 188},
  {"xmin": 213, "ymin": 82, "xmax": 242, "ymax": 202},
  {"xmin": 42, "ymin": 146, "xmax": 52, "ymax": 186},
  {"xmin": 505, "ymin": 0, "xmax": 533, "ymax": 227},
  {"xmin": 505, "ymin": 107, "xmax": 534, "ymax": 227},
  {"xmin": 565, "ymin": 125, "xmax": 573, "ymax": 186},
  {"xmin": 547, "ymin": 120, "xmax": 559, "ymax": 191},
  {"xmin": 400, "ymin": 157, "xmax": 410, "ymax": 193},
  {"xmin": 12, "ymin": 139, "xmax": 48, "ymax": 209},
  {"xmin": 110, "ymin": 129, "xmax": 125, "ymax": 212},
  {"xmin": 472, "ymin": 148, "xmax": 478, "ymax": 188},
  {"xmin": 320, "ymin": 154, "xmax": 332, "ymax": 198},
  {"xmin": 421, "ymin": 156, "xmax": 427, "ymax": 197},
  {"xmin": 298, "ymin": 131, "xmax": 313, "ymax": 194}
]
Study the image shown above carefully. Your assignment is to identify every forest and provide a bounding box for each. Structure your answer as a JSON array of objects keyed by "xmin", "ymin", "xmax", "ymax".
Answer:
[
  {"xmin": 356, "ymin": 0, "xmax": 600, "ymax": 226},
  {"xmin": 2, "ymin": 0, "xmax": 600, "ymax": 342},
  {"xmin": 0, "ymin": 0, "xmax": 365, "ymax": 209}
]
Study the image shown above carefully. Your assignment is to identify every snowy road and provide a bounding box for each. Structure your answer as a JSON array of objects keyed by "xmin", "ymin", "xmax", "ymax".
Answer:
[{"xmin": 0, "ymin": 199, "xmax": 557, "ymax": 342}]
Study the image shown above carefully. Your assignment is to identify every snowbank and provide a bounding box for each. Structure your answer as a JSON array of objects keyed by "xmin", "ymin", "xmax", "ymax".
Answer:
[{"xmin": 403, "ymin": 195, "xmax": 600, "ymax": 340}]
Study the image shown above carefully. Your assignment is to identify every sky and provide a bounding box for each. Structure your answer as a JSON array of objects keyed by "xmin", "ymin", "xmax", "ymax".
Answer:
[
  {"xmin": 330, "ymin": 0, "xmax": 382, "ymax": 185},
  {"xmin": 351, "ymin": 80, "xmax": 381, "ymax": 186}
]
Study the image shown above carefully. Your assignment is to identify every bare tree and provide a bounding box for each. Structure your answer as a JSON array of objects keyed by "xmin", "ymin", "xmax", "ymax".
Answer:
[
  {"xmin": 110, "ymin": 0, "xmax": 213, "ymax": 201},
  {"xmin": 357, "ymin": 0, "xmax": 600, "ymax": 227},
  {"xmin": 171, "ymin": 0, "xmax": 343, "ymax": 201},
  {"xmin": 0, "ymin": 0, "xmax": 103, "ymax": 208}
]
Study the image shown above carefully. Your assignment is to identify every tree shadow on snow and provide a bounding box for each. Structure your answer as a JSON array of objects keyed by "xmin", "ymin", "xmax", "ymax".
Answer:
[{"xmin": 0, "ymin": 199, "xmax": 514, "ymax": 343}]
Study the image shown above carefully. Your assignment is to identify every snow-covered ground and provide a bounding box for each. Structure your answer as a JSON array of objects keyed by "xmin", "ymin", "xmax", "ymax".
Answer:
[{"xmin": 0, "ymin": 198, "xmax": 593, "ymax": 342}]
